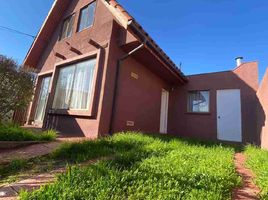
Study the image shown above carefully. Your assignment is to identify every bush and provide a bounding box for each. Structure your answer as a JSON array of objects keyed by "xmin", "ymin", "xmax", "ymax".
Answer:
[
  {"xmin": 245, "ymin": 145, "xmax": 268, "ymax": 199},
  {"xmin": 0, "ymin": 123, "xmax": 57, "ymax": 141},
  {"xmin": 21, "ymin": 132, "xmax": 240, "ymax": 200}
]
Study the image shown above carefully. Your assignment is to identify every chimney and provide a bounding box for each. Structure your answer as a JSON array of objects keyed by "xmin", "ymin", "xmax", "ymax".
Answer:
[{"xmin": 235, "ymin": 57, "xmax": 243, "ymax": 67}]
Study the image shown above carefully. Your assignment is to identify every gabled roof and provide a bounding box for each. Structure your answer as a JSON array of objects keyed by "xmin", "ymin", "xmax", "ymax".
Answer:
[
  {"xmin": 104, "ymin": 0, "xmax": 187, "ymax": 82},
  {"xmin": 24, "ymin": 0, "xmax": 187, "ymax": 83},
  {"xmin": 23, "ymin": 0, "xmax": 71, "ymax": 67}
]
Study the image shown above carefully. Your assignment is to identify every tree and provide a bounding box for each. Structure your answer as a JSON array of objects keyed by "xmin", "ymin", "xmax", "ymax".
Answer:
[{"xmin": 0, "ymin": 55, "xmax": 36, "ymax": 121}]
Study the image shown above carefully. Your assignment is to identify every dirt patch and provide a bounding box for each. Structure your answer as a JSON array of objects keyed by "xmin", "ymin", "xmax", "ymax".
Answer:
[{"xmin": 232, "ymin": 153, "xmax": 260, "ymax": 200}]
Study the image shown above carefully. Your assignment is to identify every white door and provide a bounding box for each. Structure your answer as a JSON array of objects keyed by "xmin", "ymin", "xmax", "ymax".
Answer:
[
  {"xmin": 34, "ymin": 76, "xmax": 51, "ymax": 125},
  {"xmin": 217, "ymin": 89, "xmax": 242, "ymax": 142},
  {"xmin": 160, "ymin": 89, "xmax": 169, "ymax": 134}
]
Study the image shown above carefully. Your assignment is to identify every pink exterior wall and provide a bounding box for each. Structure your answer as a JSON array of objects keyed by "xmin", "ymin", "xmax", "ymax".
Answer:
[
  {"xmin": 27, "ymin": 0, "xmax": 120, "ymax": 138},
  {"xmin": 169, "ymin": 62, "xmax": 260, "ymax": 144},
  {"xmin": 112, "ymin": 57, "xmax": 170, "ymax": 133},
  {"xmin": 27, "ymin": 0, "xmax": 171, "ymax": 138},
  {"xmin": 25, "ymin": 0, "xmax": 266, "ymax": 145},
  {"xmin": 257, "ymin": 68, "xmax": 268, "ymax": 149}
]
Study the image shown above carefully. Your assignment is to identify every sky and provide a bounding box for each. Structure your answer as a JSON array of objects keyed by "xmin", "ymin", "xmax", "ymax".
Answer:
[{"xmin": 0, "ymin": 0, "xmax": 268, "ymax": 80}]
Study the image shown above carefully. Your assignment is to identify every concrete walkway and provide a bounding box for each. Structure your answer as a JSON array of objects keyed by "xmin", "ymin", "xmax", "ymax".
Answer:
[
  {"xmin": 0, "ymin": 170, "xmax": 62, "ymax": 200},
  {"xmin": 0, "ymin": 142, "xmax": 61, "ymax": 165},
  {"xmin": 0, "ymin": 136, "xmax": 90, "ymax": 165}
]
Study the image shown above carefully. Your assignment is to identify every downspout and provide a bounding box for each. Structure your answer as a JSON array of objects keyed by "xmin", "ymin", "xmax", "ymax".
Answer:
[{"xmin": 109, "ymin": 43, "xmax": 145, "ymax": 134}]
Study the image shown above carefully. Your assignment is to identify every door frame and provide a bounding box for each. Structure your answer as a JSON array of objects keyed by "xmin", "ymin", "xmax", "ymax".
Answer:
[
  {"xmin": 160, "ymin": 89, "xmax": 169, "ymax": 134},
  {"xmin": 216, "ymin": 89, "xmax": 242, "ymax": 142}
]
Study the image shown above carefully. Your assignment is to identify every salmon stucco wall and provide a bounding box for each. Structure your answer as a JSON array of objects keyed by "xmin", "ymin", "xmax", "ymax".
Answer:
[
  {"xmin": 27, "ymin": 0, "xmax": 121, "ymax": 137},
  {"xmin": 257, "ymin": 68, "xmax": 268, "ymax": 149},
  {"xmin": 112, "ymin": 57, "xmax": 170, "ymax": 134},
  {"xmin": 168, "ymin": 62, "xmax": 260, "ymax": 143}
]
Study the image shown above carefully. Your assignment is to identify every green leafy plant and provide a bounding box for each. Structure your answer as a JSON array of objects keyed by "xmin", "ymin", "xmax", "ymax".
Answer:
[{"xmin": 0, "ymin": 55, "xmax": 36, "ymax": 122}]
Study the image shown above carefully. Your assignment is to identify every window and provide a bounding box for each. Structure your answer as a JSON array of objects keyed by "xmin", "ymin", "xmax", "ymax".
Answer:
[
  {"xmin": 188, "ymin": 91, "xmax": 210, "ymax": 113},
  {"xmin": 78, "ymin": 1, "xmax": 96, "ymax": 32},
  {"xmin": 60, "ymin": 15, "xmax": 74, "ymax": 40},
  {"xmin": 53, "ymin": 58, "xmax": 96, "ymax": 110},
  {"xmin": 35, "ymin": 76, "xmax": 51, "ymax": 123}
]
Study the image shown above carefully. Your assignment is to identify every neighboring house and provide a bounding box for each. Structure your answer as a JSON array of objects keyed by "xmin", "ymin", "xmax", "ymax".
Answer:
[{"xmin": 23, "ymin": 0, "xmax": 268, "ymax": 147}]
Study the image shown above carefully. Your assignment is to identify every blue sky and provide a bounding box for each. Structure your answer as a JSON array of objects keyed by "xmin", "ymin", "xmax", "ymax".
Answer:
[{"xmin": 0, "ymin": 0, "xmax": 267, "ymax": 80}]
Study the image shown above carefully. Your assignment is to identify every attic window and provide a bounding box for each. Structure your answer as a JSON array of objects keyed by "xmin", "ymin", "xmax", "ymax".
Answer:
[
  {"xmin": 78, "ymin": 1, "xmax": 96, "ymax": 32},
  {"xmin": 60, "ymin": 15, "xmax": 75, "ymax": 40}
]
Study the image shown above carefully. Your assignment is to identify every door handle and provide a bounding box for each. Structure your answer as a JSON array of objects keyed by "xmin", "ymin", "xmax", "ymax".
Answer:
[{"xmin": 218, "ymin": 116, "xmax": 221, "ymax": 119}]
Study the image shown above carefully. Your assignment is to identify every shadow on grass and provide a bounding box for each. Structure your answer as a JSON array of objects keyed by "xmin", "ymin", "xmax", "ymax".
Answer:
[
  {"xmin": 141, "ymin": 132, "xmax": 244, "ymax": 152},
  {"xmin": 1, "ymin": 132, "xmax": 242, "ymax": 184},
  {"xmin": 16, "ymin": 132, "xmax": 242, "ymax": 200}
]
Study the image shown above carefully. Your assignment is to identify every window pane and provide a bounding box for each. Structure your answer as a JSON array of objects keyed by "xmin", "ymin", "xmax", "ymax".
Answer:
[
  {"xmin": 35, "ymin": 77, "xmax": 51, "ymax": 122},
  {"xmin": 188, "ymin": 91, "xmax": 209, "ymax": 112},
  {"xmin": 66, "ymin": 15, "xmax": 74, "ymax": 37},
  {"xmin": 88, "ymin": 2, "xmax": 96, "ymax": 26},
  {"xmin": 70, "ymin": 59, "xmax": 96, "ymax": 109},
  {"xmin": 61, "ymin": 19, "xmax": 68, "ymax": 40},
  {"xmin": 78, "ymin": 2, "xmax": 96, "ymax": 32},
  {"xmin": 53, "ymin": 66, "xmax": 75, "ymax": 109},
  {"xmin": 60, "ymin": 15, "xmax": 74, "ymax": 40}
]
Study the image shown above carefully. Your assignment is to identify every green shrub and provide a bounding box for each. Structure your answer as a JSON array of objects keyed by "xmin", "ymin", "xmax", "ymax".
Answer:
[
  {"xmin": 21, "ymin": 132, "xmax": 240, "ymax": 200},
  {"xmin": 245, "ymin": 145, "xmax": 268, "ymax": 199},
  {"xmin": 0, "ymin": 123, "xmax": 57, "ymax": 141}
]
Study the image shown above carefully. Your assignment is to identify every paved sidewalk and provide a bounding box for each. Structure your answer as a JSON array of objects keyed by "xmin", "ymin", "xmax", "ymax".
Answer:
[
  {"xmin": 0, "ymin": 142, "xmax": 61, "ymax": 165},
  {"xmin": 0, "ymin": 136, "xmax": 91, "ymax": 165}
]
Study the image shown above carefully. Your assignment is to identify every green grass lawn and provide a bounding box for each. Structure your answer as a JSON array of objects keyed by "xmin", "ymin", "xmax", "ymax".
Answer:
[
  {"xmin": 20, "ymin": 132, "xmax": 241, "ymax": 200},
  {"xmin": 245, "ymin": 145, "xmax": 268, "ymax": 199},
  {"xmin": 0, "ymin": 123, "xmax": 57, "ymax": 141}
]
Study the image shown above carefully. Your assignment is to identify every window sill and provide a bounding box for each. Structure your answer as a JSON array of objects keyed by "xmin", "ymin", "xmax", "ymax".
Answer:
[
  {"xmin": 58, "ymin": 35, "xmax": 72, "ymax": 42},
  {"xmin": 185, "ymin": 112, "xmax": 211, "ymax": 115},
  {"xmin": 77, "ymin": 25, "xmax": 93, "ymax": 33},
  {"xmin": 48, "ymin": 109, "xmax": 93, "ymax": 117}
]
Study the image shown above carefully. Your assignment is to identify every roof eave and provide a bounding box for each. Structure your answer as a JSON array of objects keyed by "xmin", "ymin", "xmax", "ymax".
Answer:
[
  {"xmin": 127, "ymin": 20, "xmax": 188, "ymax": 83},
  {"xmin": 23, "ymin": 0, "xmax": 58, "ymax": 67}
]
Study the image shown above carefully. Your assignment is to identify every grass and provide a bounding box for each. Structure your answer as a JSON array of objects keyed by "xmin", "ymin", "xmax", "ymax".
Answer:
[
  {"xmin": 245, "ymin": 145, "xmax": 268, "ymax": 199},
  {"xmin": 20, "ymin": 132, "xmax": 241, "ymax": 200},
  {"xmin": 0, "ymin": 123, "xmax": 57, "ymax": 141},
  {"xmin": 0, "ymin": 159, "xmax": 28, "ymax": 182}
]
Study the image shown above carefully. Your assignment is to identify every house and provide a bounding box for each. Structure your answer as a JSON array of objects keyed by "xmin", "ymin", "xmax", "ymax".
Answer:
[{"xmin": 23, "ymin": 0, "xmax": 268, "ymax": 148}]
